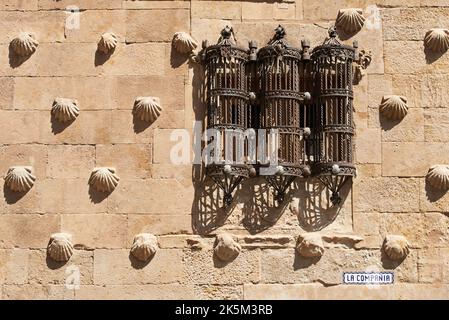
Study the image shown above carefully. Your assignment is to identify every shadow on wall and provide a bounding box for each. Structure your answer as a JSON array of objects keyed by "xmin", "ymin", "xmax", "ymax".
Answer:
[{"xmin": 292, "ymin": 178, "xmax": 350, "ymax": 232}]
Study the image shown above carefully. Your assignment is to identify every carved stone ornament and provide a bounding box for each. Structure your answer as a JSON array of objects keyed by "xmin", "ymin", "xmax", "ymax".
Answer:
[
  {"xmin": 424, "ymin": 28, "xmax": 449, "ymax": 53},
  {"xmin": 214, "ymin": 233, "xmax": 241, "ymax": 262},
  {"xmin": 97, "ymin": 32, "xmax": 117, "ymax": 54},
  {"xmin": 130, "ymin": 233, "xmax": 159, "ymax": 262},
  {"xmin": 426, "ymin": 165, "xmax": 449, "ymax": 190},
  {"xmin": 89, "ymin": 167, "xmax": 120, "ymax": 193},
  {"xmin": 47, "ymin": 233, "xmax": 74, "ymax": 262},
  {"xmin": 10, "ymin": 32, "xmax": 39, "ymax": 56},
  {"xmin": 336, "ymin": 8, "xmax": 365, "ymax": 34},
  {"xmin": 382, "ymin": 235, "xmax": 410, "ymax": 261},
  {"xmin": 379, "ymin": 95, "xmax": 408, "ymax": 120},
  {"xmin": 51, "ymin": 98, "xmax": 80, "ymax": 123},
  {"xmin": 296, "ymin": 233, "xmax": 324, "ymax": 258},
  {"xmin": 353, "ymin": 49, "xmax": 372, "ymax": 84},
  {"xmin": 133, "ymin": 96, "xmax": 162, "ymax": 123},
  {"xmin": 172, "ymin": 32, "xmax": 198, "ymax": 54},
  {"xmin": 4, "ymin": 166, "xmax": 36, "ymax": 192}
]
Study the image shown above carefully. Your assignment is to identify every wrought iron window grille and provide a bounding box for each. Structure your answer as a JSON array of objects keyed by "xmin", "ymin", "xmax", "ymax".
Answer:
[{"xmin": 199, "ymin": 25, "xmax": 359, "ymax": 208}]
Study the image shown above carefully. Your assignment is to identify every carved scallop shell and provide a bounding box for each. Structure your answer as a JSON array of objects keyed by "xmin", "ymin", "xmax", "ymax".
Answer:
[
  {"xmin": 133, "ymin": 97, "xmax": 162, "ymax": 123},
  {"xmin": 424, "ymin": 28, "xmax": 449, "ymax": 53},
  {"xmin": 296, "ymin": 233, "xmax": 324, "ymax": 258},
  {"xmin": 10, "ymin": 32, "xmax": 39, "ymax": 56},
  {"xmin": 379, "ymin": 95, "xmax": 408, "ymax": 120},
  {"xmin": 98, "ymin": 32, "xmax": 117, "ymax": 54},
  {"xmin": 214, "ymin": 233, "xmax": 241, "ymax": 262},
  {"xmin": 51, "ymin": 98, "xmax": 80, "ymax": 123},
  {"xmin": 89, "ymin": 167, "xmax": 120, "ymax": 193},
  {"xmin": 130, "ymin": 233, "xmax": 159, "ymax": 262},
  {"xmin": 47, "ymin": 233, "xmax": 74, "ymax": 262},
  {"xmin": 172, "ymin": 32, "xmax": 198, "ymax": 54},
  {"xmin": 336, "ymin": 8, "xmax": 365, "ymax": 34},
  {"xmin": 427, "ymin": 165, "xmax": 449, "ymax": 190},
  {"xmin": 383, "ymin": 235, "xmax": 410, "ymax": 261},
  {"xmin": 4, "ymin": 166, "xmax": 36, "ymax": 192}
]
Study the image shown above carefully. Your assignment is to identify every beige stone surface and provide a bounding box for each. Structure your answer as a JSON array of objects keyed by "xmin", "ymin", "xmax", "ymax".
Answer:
[
  {"xmin": 94, "ymin": 249, "xmax": 186, "ymax": 285},
  {"xmin": 126, "ymin": 10, "xmax": 190, "ymax": 42},
  {"xmin": 0, "ymin": 214, "xmax": 60, "ymax": 249},
  {"xmin": 353, "ymin": 177, "xmax": 420, "ymax": 212},
  {"xmin": 382, "ymin": 142, "xmax": 449, "ymax": 177},
  {"xmin": 28, "ymin": 249, "xmax": 93, "ymax": 285},
  {"xmin": 47, "ymin": 145, "xmax": 94, "ymax": 179},
  {"xmin": 61, "ymin": 214, "xmax": 127, "ymax": 249},
  {"xmin": 0, "ymin": 249, "xmax": 29, "ymax": 285}
]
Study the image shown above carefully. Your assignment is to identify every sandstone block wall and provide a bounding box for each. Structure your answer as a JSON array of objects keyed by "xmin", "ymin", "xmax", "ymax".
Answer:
[{"xmin": 0, "ymin": 0, "xmax": 448, "ymax": 300}]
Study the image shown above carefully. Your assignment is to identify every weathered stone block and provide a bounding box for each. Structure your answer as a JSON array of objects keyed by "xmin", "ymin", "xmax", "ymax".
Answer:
[
  {"xmin": 418, "ymin": 248, "xmax": 449, "ymax": 284},
  {"xmin": 38, "ymin": 0, "xmax": 122, "ymax": 9},
  {"xmin": 28, "ymin": 249, "xmax": 93, "ymax": 285},
  {"xmin": 0, "ymin": 11, "xmax": 65, "ymax": 44},
  {"xmin": 424, "ymin": 108, "xmax": 449, "ymax": 142},
  {"xmin": 2, "ymin": 284, "xmax": 74, "ymax": 300},
  {"xmin": 353, "ymin": 177, "xmax": 420, "ymax": 212},
  {"xmin": 420, "ymin": 178, "xmax": 449, "ymax": 212},
  {"xmin": 381, "ymin": 108, "xmax": 424, "ymax": 142},
  {"xmin": 192, "ymin": 1, "xmax": 241, "ymax": 20},
  {"xmin": 382, "ymin": 142, "xmax": 449, "ymax": 177},
  {"xmin": 61, "ymin": 214, "xmax": 127, "ymax": 249},
  {"xmin": 13, "ymin": 77, "xmax": 114, "ymax": 111},
  {"xmin": 96, "ymin": 144, "xmax": 152, "ymax": 179},
  {"xmin": 0, "ymin": 214, "xmax": 60, "ymax": 249},
  {"xmin": 93, "ymin": 249, "xmax": 186, "ymax": 285},
  {"xmin": 0, "ymin": 77, "xmax": 13, "ymax": 110},
  {"xmin": 194, "ymin": 285, "xmax": 243, "ymax": 300},
  {"xmin": 0, "ymin": 249, "xmax": 29, "ymax": 285},
  {"xmin": 38, "ymin": 110, "xmax": 112, "ymax": 145},
  {"xmin": 64, "ymin": 10, "xmax": 126, "ymax": 42},
  {"xmin": 123, "ymin": 1, "xmax": 190, "ymax": 9},
  {"xmin": 127, "ymin": 215, "xmax": 193, "ymax": 240},
  {"xmin": 126, "ymin": 10, "xmax": 190, "ymax": 42},
  {"xmin": 47, "ymin": 145, "xmax": 94, "ymax": 179},
  {"xmin": 111, "ymin": 75, "xmax": 185, "ymax": 111},
  {"xmin": 183, "ymin": 249, "xmax": 260, "ymax": 285},
  {"xmin": 392, "ymin": 284, "xmax": 449, "ymax": 299},
  {"xmin": 74, "ymin": 284, "xmax": 194, "ymax": 300},
  {"xmin": 355, "ymin": 127, "xmax": 381, "ymax": 164},
  {"xmin": 380, "ymin": 212, "xmax": 449, "ymax": 248},
  {"xmin": 383, "ymin": 8, "xmax": 449, "ymax": 41},
  {"xmin": 0, "ymin": 111, "xmax": 40, "ymax": 144},
  {"xmin": 108, "ymin": 179, "xmax": 193, "ymax": 214},
  {"xmin": 0, "ymin": 144, "xmax": 47, "ymax": 179},
  {"xmin": 0, "ymin": 0, "xmax": 38, "ymax": 10},
  {"xmin": 110, "ymin": 110, "xmax": 154, "ymax": 144},
  {"xmin": 385, "ymin": 41, "xmax": 449, "ymax": 74}
]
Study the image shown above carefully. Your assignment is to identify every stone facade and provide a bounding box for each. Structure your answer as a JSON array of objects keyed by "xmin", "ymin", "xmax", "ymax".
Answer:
[{"xmin": 0, "ymin": 0, "xmax": 449, "ymax": 300}]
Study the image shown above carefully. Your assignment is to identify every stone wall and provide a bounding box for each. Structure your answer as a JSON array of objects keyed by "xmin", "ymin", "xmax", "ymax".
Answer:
[{"xmin": 0, "ymin": 0, "xmax": 448, "ymax": 300}]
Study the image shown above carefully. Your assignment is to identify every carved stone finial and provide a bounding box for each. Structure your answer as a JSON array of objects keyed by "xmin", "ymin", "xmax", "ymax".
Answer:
[
  {"xmin": 353, "ymin": 49, "xmax": 372, "ymax": 84},
  {"xmin": 4, "ymin": 166, "xmax": 36, "ymax": 192},
  {"xmin": 426, "ymin": 165, "xmax": 449, "ymax": 190},
  {"xmin": 336, "ymin": 8, "xmax": 365, "ymax": 34},
  {"xmin": 382, "ymin": 235, "xmax": 410, "ymax": 261},
  {"xmin": 379, "ymin": 95, "xmax": 408, "ymax": 120},
  {"xmin": 172, "ymin": 32, "xmax": 198, "ymax": 54},
  {"xmin": 10, "ymin": 32, "xmax": 39, "ymax": 56},
  {"xmin": 296, "ymin": 233, "xmax": 325, "ymax": 258},
  {"xmin": 89, "ymin": 167, "xmax": 120, "ymax": 193},
  {"xmin": 214, "ymin": 233, "xmax": 241, "ymax": 262},
  {"xmin": 47, "ymin": 233, "xmax": 74, "ymax": 262},
  {"xmin": 424, "ymin": 28, "xmax": 449, "ymax": 53},
  {"xmin": 133, "ymin": 97, "xmax": 162, "ymax": 123},
  {"xmin": 130, "ymin": 233, "xmax": 159, "ymax": 262},
  {"xmin": 51, "ymin": 98, "xmax": 80, "ymax": 123}
]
